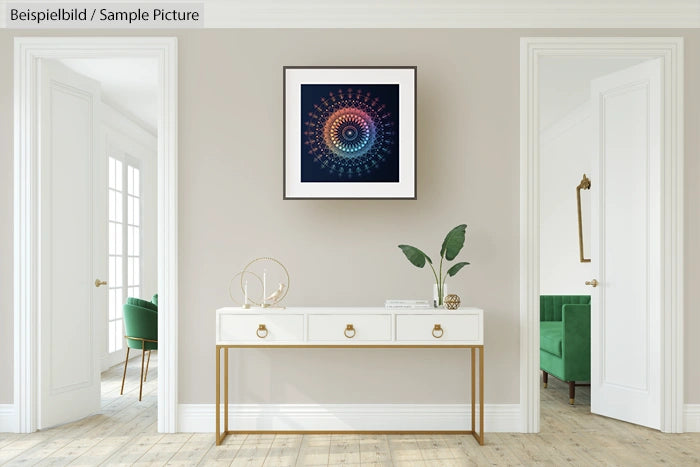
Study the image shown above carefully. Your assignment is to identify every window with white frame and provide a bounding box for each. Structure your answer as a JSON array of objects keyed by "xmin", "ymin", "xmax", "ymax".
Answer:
[{"xmin": 108, "ymin": 155, "xmax": 142, "ymax": 354}]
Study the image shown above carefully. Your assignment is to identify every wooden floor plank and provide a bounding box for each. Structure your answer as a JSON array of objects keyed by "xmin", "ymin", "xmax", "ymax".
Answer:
[
  {"xmin": 358, "ymin": 435, "xmax": 391, "ymax": 464},
  {"xmin": 294, "ymin": 435, "xmax": 329, "ymax": 466},
  {"xmin": 327, "ymin": 434, "xmax": 361, "ymax": 465},
  {"xmin": 261, "ymin": 434, "xmax": 302, "ymax": 467},
  {"xmin": 230, "ymin": 435, "xmax": 274, "ymax": 467},
  {"xmin": 133, "ymin": 432, "xmax": 193, "ymax": 465},
  {"xmin": 1, "ymin": 357, "xmax": 699, "ymax": 466},
  {"xmin": 166, "ymin": 432, "xmax": 214, "ymax": 465}
]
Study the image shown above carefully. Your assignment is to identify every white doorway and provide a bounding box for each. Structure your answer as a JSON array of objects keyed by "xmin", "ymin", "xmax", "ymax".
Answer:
[
  {"xmin": 538, "ymin": 56, "xmax": 662, "ymax": 429},
  {"xmin": 50, "ymin": 57, "xmax": 161, "ymax": 373},
  {"xmin": 13, "ymin": 37, "xmax": 178, "ymax": 433},
  {"xmin": 520, "ymin": 37, "xmax": 684, "ymax": 433}
]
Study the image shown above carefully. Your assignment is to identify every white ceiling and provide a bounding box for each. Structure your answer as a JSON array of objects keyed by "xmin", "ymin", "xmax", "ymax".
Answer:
[
  {"xmin": 58, "ymin": 58, "xmax": 158, "ymax": 132},
  {"xmin": 1, "ymin": 0, "xmax": 699, "ymax": 27},
  {"xmin": 538, "ymin": 57, "xmax": 649, "ymax": 130}
]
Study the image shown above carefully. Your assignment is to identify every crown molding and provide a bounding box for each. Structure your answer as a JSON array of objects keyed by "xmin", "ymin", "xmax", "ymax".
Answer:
[
  {"xmin": 2, "ymin": 0, "xmax": 700, "ymax": 29},
  {"xmin": 204, "ymin": 1, "xmax": 700, "ymax": 28}
]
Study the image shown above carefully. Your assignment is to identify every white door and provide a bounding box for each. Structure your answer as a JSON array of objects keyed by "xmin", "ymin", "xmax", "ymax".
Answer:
[
  {"xmin": 38, "ymin": 60, "xmax": 106, "ymax": 428},
  {"xmin": 589, "ymin": 59, "xmax": 661, "ymax": 429}
]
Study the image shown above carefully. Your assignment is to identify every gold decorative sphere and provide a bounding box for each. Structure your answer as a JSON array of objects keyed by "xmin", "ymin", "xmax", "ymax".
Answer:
[{"xmin": 444, "ymin": 294, "xmax": 461, "ymax": 310}]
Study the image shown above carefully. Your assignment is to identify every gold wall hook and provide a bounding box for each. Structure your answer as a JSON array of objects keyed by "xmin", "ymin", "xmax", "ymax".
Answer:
[{"xmin": 576, "ymin": 174, "xmax": 592, "ymax": 263}]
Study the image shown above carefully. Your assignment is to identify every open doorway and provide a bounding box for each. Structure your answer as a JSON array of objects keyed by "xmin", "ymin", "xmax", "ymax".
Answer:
[
  {"xmin": 51, "ymin": 56, "xmax": 159, "ymax": 415},
  {"xmin": 13, "ymin": 38, "xmax": 178, "ymax": 433},
  {"xmin": 520, "ymin": 37, "xmax": 684, "ymax": 434},
  {"xmin": 538, "ymin": 55, "xmax": 651, "ymax": 422}
]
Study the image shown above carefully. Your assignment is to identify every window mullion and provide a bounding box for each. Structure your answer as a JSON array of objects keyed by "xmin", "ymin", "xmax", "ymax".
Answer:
[{"xmin": 121, "ymin": 159, "xmax": 128, "ymax": 304}]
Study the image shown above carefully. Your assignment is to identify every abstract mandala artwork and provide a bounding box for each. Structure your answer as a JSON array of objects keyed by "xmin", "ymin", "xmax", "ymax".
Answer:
[
  {"xmin": 300, "ymin": 84, "xmax": 399, "ymax": 182},
  {"xmin": 284, "ymin": 67, "xmax": 416, "ymax": 199}
]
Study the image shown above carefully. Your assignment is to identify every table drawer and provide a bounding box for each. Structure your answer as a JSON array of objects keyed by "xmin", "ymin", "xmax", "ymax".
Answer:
[
  {"xmin": 308, "ymin": 314, "xmax": 391, "ymax": 342},
  {"xmin": 218, "ymin": 314, "xmax": 304, "ymax": 343},
  {"xmin": 396, "ymin": 314, "xmax": 481, "ymax": 343}
]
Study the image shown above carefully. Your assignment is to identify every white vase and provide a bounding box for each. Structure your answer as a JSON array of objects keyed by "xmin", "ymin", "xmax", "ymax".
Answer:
[{"xmin": 433, "ymin": 283, "xmax": 448, "ymax": 308}]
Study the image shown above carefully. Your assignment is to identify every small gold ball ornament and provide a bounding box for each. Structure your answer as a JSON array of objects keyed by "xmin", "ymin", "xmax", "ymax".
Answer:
[{"xmin": 444, "ymin": 294, "xmax": 461, "ymax": 310}]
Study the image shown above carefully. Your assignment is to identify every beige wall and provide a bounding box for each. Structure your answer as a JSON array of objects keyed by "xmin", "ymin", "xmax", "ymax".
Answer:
[{"xmin": 0, "ymin": 29, "xmax": 698, "ymax": 408}]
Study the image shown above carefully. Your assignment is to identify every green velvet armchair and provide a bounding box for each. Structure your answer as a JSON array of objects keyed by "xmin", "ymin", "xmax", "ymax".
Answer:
[
  {"xmin": 121, "ymin": 297, "xmax": 158, "ymax": 401},
  {"xmin": 540, "ymin": 295, "xmax": 591, "ymax": 404}
]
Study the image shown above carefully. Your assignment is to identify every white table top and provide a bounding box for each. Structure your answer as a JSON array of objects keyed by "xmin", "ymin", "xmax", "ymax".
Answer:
[{"xmin": 217, "ymin": 306, "xmax": 483, "ymax": 315}]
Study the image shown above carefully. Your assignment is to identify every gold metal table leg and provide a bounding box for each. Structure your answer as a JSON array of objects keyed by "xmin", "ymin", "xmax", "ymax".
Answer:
[
  {"xmin": 213, "ymin": 344, "xmax": 484, "ymax": 445},
  {"xmin": 479, "ymin": 347, "xmax": 484, "ymax": 445},
  {"xmin": 471, "ymin": 347, "xmax": 476, "ymax": 438},
  {"xmin": 216, "ymin": 345, "xmax": 221, "ymax": 445},
  {"xmin": 224, "ymin": 347, "xmax": 229, "ymax": 434}
]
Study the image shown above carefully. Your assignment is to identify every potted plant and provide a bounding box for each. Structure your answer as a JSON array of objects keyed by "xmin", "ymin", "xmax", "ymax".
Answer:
[{"xmin": 398, "ymin": 224, "xmax": 470, "ymax": 307}]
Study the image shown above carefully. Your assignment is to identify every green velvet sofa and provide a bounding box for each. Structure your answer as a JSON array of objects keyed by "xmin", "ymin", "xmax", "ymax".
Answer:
[{"xmin": 540, "ymin": 295, "xmax": 591, "ymax": 404}]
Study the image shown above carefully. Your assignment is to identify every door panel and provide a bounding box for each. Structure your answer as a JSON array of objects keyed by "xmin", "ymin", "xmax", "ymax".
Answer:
[
  {"xmin": 590, "ymin": 59, "xmax": 661, "ymax": 429},
  {"xmin": 39, "ymin": 60, "xmax": 104, "ymax": 428}
]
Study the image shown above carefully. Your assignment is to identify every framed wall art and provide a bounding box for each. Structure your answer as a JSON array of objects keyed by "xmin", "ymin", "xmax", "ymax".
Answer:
[{"xmin": 284, "ymin": 66, "xmax": 417, "ymax": 199}]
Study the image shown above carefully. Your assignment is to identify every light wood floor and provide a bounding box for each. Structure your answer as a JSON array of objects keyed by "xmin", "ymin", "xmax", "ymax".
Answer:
[{"xmin": 1, "ymin": 356, "xmax": 698, "ymax": 466}]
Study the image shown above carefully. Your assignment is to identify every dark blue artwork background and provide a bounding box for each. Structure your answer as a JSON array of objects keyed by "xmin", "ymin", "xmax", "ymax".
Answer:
[{"xmin": 300, "ymin": 84, "xmax": 400, "ymax": 183}]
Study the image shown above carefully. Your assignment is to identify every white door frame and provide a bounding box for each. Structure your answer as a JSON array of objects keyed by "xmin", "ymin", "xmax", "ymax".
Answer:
[
  {"xmin": 13, "ymin": 37, "xmax": 178, "ymax": 433},
  {"xmin": 519, "ymin": 37, "xmax": 684, "ymax": 433}
]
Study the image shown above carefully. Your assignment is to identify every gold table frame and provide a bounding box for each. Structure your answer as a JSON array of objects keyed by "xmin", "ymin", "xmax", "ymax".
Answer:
[{"xmin": 215, "ymin": 344, "xmax": 484, "ymax": 446}]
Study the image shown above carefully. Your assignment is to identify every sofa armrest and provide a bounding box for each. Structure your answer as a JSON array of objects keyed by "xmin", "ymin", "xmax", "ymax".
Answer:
[{"xmin": 561, "ymin": 304, "xmax": 591, "ymax": 378}]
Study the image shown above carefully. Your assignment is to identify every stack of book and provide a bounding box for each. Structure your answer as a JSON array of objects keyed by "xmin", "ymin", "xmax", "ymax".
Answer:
[{"xmin": 385, "ymin": 299, "xmax": 432, "ymax": 309}]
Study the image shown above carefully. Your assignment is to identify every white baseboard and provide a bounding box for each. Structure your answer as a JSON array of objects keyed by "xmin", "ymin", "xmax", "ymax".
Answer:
[
  {"xmin": 685, "ymin": 404, "xmax": 700, "ymax": 432},
  {"xmin": 3, "ymin": 401, "xmax": 694, "ymax": 433},
  {"xmin": 178, "ymin": 403, "xmax": 521, "ymax": 433},
  {"xmin": 0, "ymin": 404, "xmax": 16, "ymax": 432}
]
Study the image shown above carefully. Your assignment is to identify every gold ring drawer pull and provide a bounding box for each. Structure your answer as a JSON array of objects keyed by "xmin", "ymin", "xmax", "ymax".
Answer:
[
  {"xmin": 432, "ymin": 324, "xmax": 444, "ymax": 339},
  {"xmin": 256, "ymin": 324, "xmax": 268, "ymax": 339},
  {"xmin": 344, "ymin": 324, "xmax": 356, "ymax": 339}
]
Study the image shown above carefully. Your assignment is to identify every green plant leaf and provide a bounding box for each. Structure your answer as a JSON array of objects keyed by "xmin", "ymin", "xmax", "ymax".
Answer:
[
  {"xmin": 440, "ymin": 224, "xmax": 467, "ymax": 261},
  {"xmin": 398, "ymin": 244, "xmax": 433, "ymax": 268},
  {"xmin": 446, "ymin": 261, "xmax": 470, "ymax": 277}
]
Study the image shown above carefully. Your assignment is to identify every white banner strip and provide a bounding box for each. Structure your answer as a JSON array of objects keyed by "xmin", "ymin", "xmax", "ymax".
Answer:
[{"xmin": 6, "ymin": 3, "xmax": 203, "ymax": 28}]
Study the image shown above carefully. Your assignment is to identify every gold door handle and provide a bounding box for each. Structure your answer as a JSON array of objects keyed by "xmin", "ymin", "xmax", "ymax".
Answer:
[
  {"xmin": 585, "ymin": 279, "xmax": 599, "ymax": 287},
  {"xmin": 94, "ymin": 279, "xmax": 107, "ymax": 287},
  {"xmin": 344, "ymin": 324, "xmax": 356, "ymax": 339},
  {"xmin": 256, "ymin": 324, "xmax": 268, "ymax": 338},
  {"xmin": 432, "ymin": 324, "xmax": 444, "ymax": 339}
]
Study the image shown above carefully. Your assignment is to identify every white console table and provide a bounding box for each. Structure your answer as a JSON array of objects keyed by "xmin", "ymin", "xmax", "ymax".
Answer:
[{"xmin": 215, "ymin": 307, "xmax": 484, "ymax": 445}]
